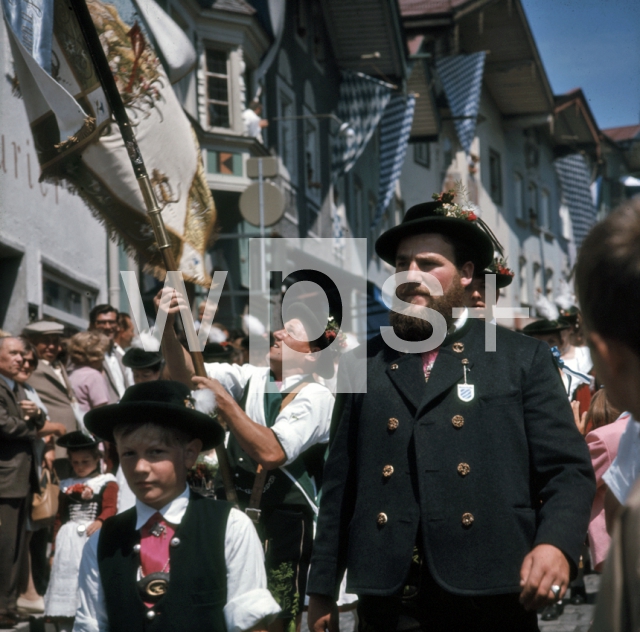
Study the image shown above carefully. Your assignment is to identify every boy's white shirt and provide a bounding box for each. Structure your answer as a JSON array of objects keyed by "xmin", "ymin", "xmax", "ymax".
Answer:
[{"xmin": 73, "ymin": 485, "xmax": 280, "ymax": 632}]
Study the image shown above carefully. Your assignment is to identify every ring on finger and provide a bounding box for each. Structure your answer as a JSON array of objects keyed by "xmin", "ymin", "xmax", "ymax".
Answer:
[{"xmin": 550, "ymin": 584, "xmax": 561, "ymax": 600}]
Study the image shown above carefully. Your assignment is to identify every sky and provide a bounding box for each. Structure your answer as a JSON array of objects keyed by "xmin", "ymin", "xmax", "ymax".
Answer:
[{"xmin": 521, "ymin": 0, "xmax": 640, "ymax": 131}]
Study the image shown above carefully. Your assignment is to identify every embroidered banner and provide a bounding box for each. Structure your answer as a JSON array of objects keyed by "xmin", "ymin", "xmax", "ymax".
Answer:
[{"xmin": 2, "ymin": 0, "xmax": 214, "ymax": 285}]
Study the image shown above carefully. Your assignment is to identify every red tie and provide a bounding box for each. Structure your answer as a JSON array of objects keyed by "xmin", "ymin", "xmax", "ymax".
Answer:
[{"xmin": 140, "ymin": 512, "xmax": 175, "ymax": 576}]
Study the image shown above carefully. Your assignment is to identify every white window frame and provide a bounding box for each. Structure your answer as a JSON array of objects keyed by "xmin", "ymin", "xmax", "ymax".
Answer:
[
  {"xmin": 528, "ymin": 181, "xmax": 539, "ymax": 224},
  {"xmin": 303, "ymin": 106, "xmax": 321, "ymax": 205},
  {"xmin": 414, "ymin": 142, "xmax": 430, "ymax": 168},
  {"xmin": 540, "ymin": 188, "xmax": 551, "ymax": 230},
  {"xmin": 204, "ymin": 47, "xmax": 232, "ymax": 131},
  {"xmin": 519, "ymin": 257, "xmax": 528, "ymax": 306},
  {"xmin": 489, "ymin": 148, "xmax": 502, "ymax": 206},
  {"xmin": 353, "ymin": 177, "xmax": 364, "ymax": 237},
  {"xmin": 276, "ymin": 76, "xmax": 297, "ymax": 186},
  {"xmin": 545, "ymin": 268, "xmax": 554, "ymax": 297},
  {"xmin": 42, "ymin": 267, "xmax": 98, "ymax": 329},
  {"xmin": 514, "ymin": 172, "xmax": 524, "ymax": 220}
]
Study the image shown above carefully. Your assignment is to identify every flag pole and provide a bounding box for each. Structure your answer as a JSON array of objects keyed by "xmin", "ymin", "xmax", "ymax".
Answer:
[{"xmin": 68, "ymin": 0, "xmax": 238, "ymax": 505}]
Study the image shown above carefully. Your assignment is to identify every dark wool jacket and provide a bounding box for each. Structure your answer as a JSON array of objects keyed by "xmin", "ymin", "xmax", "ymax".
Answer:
[{"xmin": 307, "ymin": 319, "xmax": 595, "ymax": 598}]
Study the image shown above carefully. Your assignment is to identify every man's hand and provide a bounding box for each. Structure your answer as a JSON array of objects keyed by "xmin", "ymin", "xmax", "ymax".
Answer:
[
  {"xmin": 192, "ymin": 376, "xmax": 236, "ymax": 414},
  {"xmin": 193, "ymin": 376, "xmax": 286, "ymax": 470},
  {"xmin": 19, "ymin": 399, "xmax": 40, "ymax": 419},
  {"xmin": 153, "ymin": 287, "xmax": 190, "ymax": 325},
  {"xmin": 38, "ymin": 421, "xmax": 67, "ymax": 439},
  {"xmin": 307, "ymin": 595, "xmax": 339, "ymax": 632},
  {"xmin": 519, "ymin": 544, "xmax": 570, "ymax": 611}
]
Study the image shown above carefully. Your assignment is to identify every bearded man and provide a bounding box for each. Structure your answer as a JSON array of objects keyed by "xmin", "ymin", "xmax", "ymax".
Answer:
[{"xmin": 307, "ymin": 200, "xmax": 595, "ymax": 632}]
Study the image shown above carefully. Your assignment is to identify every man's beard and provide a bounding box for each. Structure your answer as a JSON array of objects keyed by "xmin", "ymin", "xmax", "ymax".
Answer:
[{"xmin": 389, "ymin": 274, "xmax": 467, "ymax": 342}]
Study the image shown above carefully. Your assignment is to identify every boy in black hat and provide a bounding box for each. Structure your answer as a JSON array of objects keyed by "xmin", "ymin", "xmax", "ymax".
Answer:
[
  {"xmin": 122, "ymin": 348, "xmax": 164, "ymax": 384},
  {"xmin": 73, "ymin": 381, "xmax": 280, "ymax": 632}
]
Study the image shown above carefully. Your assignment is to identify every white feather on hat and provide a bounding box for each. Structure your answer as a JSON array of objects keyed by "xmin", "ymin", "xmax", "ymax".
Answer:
[
  {"xmin": 207, "ymin": 326, "xmax": 227, "ymax": 344},
  {"xmin": 554, "ymin": 279, "xmax": 576, "ymax": 312},
  {"xmin": 242, "ymin": 313, "xmax": 266, "ymax": 337},
  {"xmin": 534, "ymin": 290, "xmax": 560, "ymax": 321},
  {"xmin": 191, "ymin": 388, "xmax": 216, "ymax": 416},
  {"xmin": 130, "ymin": 331, "xmax": 161, "ymax": 352}
]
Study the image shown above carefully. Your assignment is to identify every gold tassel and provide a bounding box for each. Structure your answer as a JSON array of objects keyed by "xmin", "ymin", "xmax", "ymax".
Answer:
[{"xmin": 54, "ymin": 116, "xmax": 97, "ymax": 151}]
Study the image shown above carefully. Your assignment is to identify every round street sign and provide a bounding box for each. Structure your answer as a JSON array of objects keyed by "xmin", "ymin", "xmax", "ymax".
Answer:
[{"xmin": 239, "ymin": 182, "xmax": 286, "ymax": 227}]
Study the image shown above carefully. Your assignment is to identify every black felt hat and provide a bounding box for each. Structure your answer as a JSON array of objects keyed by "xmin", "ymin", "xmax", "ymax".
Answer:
[
  {"xmin": 522, "ymin": 318, "xmax": 571, "ymax": 336},
  {"xmin": 202, "ymin": 342, "xmax": 234, "ymax": 364},
  {"xmin": 476, "ymin": 262, "xmax": 514, "ymax": 289},
  {"xmin": 56, "ymin": 431, "xmax": 99, "ymax": 450},
  {"xmin": 84, "ymin": 381, "xmax": 224, "ymax": 450},
  {"xmin": 122, "ymin": 348, "xmax": 163, "ymax": 369},
  {"xmin": 374, "ymin": 201, "xmax": 494, "ymax": 270},
  {"xmin": 284, "ymin": 302, "xmax": 335, "ymax": 379}
]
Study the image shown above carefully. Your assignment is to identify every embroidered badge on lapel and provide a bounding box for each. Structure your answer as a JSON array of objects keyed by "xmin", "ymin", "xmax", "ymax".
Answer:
[
  {"xmin": 457, "ymin": 358, "xmax": 475, "ymax": 402},
  {"xmin": 457, "ymin": 384, "xmax": 475, "ymax": 402}
]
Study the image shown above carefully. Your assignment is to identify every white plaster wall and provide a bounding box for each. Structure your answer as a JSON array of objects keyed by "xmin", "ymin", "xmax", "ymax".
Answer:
[{"xmin": 0, "ymin": 20, "xmax": 109, "ymax": 331}]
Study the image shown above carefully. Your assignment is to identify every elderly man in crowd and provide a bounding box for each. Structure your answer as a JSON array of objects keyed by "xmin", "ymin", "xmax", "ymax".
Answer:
[
  {"xmin": 0, "ymin": 336, "xmax": 46, "ymax": 628},
  {"xmin": 22, "ymin": 321, "xmax": 79, "ymax": 477}
]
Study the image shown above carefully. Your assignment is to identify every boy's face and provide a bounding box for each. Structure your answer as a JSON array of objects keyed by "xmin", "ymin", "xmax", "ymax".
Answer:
[
  {"xmin": 132, "ymin": 367, "xmax": 161, "ymax": 384},
  {"xmin": 115, "ymin": 425, "xmax": 202, "ymax": 510}
]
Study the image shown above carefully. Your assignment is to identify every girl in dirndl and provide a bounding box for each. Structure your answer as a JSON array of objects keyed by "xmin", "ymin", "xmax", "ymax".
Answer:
[{"xmin": 44, "ymin": 432, "xmax": 118, "ymax": 631}]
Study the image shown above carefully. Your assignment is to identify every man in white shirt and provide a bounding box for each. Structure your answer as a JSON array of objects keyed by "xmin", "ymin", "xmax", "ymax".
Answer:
[
  {"xmin": 88, "ymin": 305, "xmax": 132, "ymax": 402},
  {"xmin": 159, "ymin": 295, "xmax": 335, "ymax": 632},
  {"xmin": 77, "ymin": 380, "xmax": 280, "ymax": 632}
]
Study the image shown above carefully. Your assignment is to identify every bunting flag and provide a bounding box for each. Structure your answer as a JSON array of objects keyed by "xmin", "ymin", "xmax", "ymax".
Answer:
[
  {"xmin": 2, "ymin": 0, "xmax": 215, "ymax": 285},
  {"xmin": 331, "ymin": 70, "xmax": 393, "ymax": 179},
  {"xmin": 435, "ymin": 52, "xmax": 485, "ymax": 153},
  {"xmin": 373, "ymin": 93, "xmax": 416, "ymax": 228},
  {"xmin": 554, "ymin": 154, "xmax": 598, "ymax": 249}
]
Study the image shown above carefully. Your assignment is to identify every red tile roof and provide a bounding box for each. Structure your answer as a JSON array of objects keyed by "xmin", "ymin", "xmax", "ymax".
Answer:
[{"xmin": 603, "ymin": 125, "xmax": 640, "ymax": 142}]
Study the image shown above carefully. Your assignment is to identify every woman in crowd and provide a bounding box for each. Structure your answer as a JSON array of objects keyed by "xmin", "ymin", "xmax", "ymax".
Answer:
[
  {"xmin": 67, "ymin": 332, "xmax": 111, "ymax": 414},
  {"xmin": 585, "ymin": 391, "xmax": 631, "ymax": 572}
]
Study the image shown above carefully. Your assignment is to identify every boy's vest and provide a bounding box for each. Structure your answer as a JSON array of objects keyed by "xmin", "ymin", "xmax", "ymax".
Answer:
[
  {"xmin": 215, "ymin": 376, "xmax": 324, "ymax": 513},
  {"xmin": 97, "ymin": 494, "xmax": 232, "ymax": 632}
]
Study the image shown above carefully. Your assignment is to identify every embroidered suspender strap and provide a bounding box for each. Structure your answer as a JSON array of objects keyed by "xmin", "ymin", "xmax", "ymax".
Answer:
[{"xmin": 245, "ymin": 380, "xmax": 313, "ymax": 525}]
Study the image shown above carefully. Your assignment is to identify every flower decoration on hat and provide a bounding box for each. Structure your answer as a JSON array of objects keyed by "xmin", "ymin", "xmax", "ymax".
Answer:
[
  {"xmin": 325, "ymin": 316, "xmax": 348, "ymax": 349},
  {"xmin": 487, "ymin": 256, "xmax": 515, "ymax": 278},
  {"xmin": 431, "ymin": 189, "xmax": 479, "ymax": 222}
]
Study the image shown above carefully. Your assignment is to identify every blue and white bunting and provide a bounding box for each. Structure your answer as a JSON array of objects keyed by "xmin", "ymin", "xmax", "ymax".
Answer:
[
  {"xmin": 331, "ymin": 71, "xmax": 393, "ymax": 179},
  {"xmin": 373, "ymin": 93, "xmax": 416, "ymax": 228},
  {"xmin": 435, "ymin": 52, "xmax": 485, "ymax": 154},
  {"xmin": 554, "ymin": 154, "xmax": 598, "ymax": 249}
]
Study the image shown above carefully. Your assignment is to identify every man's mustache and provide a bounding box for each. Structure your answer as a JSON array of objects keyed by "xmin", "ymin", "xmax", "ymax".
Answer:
[{"xmin": 396, "ymin": 285, "xmax": 434, "ymax": 300}]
